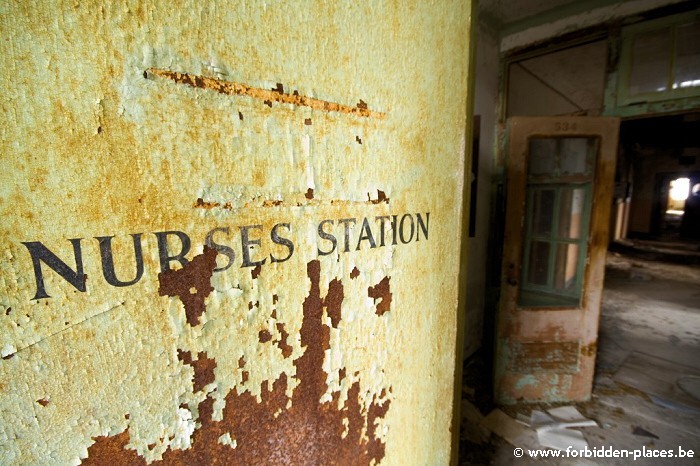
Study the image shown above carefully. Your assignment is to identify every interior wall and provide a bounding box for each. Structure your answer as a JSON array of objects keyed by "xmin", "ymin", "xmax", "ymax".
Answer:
[
  {"xmin": 463, "ymin": 21, "xmax": 499, "ymax": 359},
  {"xmin": 0, "ymin": 2, "xmax": 474, "ymax": 464},
  {"xmin": 507, "ymin": 40, "xmax": 608, "ymax": 117}
]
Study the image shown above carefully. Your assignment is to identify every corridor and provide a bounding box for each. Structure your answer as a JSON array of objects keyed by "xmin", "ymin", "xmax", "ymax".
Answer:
[{"xmin": 461, "ymin": 248, "xmax": 700, "ymax": 464}]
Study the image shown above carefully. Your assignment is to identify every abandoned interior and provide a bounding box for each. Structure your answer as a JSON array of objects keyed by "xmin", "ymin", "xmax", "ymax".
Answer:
[
  {"xmin": 461, "ymin": 0, "xmax": 700, "ymax": 464},
  {"xmin": 1, "ymin": 0, "xmax": 699, "ymax": 465}
]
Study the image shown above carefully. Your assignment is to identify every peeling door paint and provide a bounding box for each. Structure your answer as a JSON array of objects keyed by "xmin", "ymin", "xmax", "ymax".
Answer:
[
  {"xmin": 0, "ymin": 1, "xmax": 473, "ymax": 464},
  {"xmin": 494, "ymin": 117, "xmax": 619, "ymax": 404}
]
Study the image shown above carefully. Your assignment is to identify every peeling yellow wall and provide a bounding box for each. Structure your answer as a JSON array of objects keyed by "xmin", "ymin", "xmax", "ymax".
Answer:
[{"xmin": 0, "ymin": 1, "xmax": 473, "ymax": 464}]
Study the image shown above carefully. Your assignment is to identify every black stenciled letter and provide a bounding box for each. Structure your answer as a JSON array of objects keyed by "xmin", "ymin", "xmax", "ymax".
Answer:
[
  {"xmin": 399, "ymin": 214, "xmax": 415, "ymax": 244},
  {"xmin": 317, "ymin": 219, "xmax": 337, "ymax": 256},
  {"xmin": 270, "ymin": 223, "xmax": 294, "ymax": 263},
  {"xmin": 155, "ymin": 231, "xmax": 191, "ymax": 273},
  {"xmin": 356, "ymin": 217, "xmax": 377, "ymax": 250},
  {"xmin": 96, "ymin": 234, "xmax": 145, "ymax": 287},
  {"xmin": 375, "ymin": 215, "xmax": 391, "ymax": 247},
  {"xmin": 22, "ymin": 239, "xmax": 86, "ymax": 300},
  {"xmin": 240, "ymin": 225, "xmax": 267, "ymax": 268},
  {"xmin": 205, "ymin": 227, "xmax": 236, "ymax": 271},
  {"xmin": 337, "ymin": 218, "xmax": 357, "ymax": 253},
  {"xmin": 416, "ymin": 212, "xmax": 430, "ymax": 241}
]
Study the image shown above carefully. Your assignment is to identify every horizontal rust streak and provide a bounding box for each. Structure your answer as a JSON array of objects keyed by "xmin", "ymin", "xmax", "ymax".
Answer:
[
  {"xmin": 193, "ymin": 195, "xmax": 390, "ymax": 211},
  {"xmin": 146, "ymin": 68, "xmax": 386, "ymax": 119},
  {"xmin": 193, "ymin": 198, "xmax": 232, "ymax": 210},
  {"xmin": 510, "ymin": 341, "xmax": 580, "ymax": 373}
]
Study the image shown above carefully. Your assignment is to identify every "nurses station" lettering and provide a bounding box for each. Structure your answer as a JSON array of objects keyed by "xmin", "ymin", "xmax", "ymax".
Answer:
[{"xmin": 20, "ymin": 212, "xmax": 430, "ymax": 300}]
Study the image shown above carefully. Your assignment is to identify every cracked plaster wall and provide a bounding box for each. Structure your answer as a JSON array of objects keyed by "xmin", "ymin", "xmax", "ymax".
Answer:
[{"xmin": 0, "ymin": 1, "xmax": 473, "ymax": 464}]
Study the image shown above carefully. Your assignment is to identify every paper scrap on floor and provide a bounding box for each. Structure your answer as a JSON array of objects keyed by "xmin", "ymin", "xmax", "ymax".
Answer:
[
  {"xmin": 528, "ymin": 406, "xmax": 597, "ymax": 451},
  {"xmin": 481, "ymin": 409, "xmax": 540, "ymax": 450}
]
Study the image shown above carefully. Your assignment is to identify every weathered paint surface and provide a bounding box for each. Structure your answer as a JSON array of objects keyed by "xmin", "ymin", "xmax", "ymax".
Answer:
[{"xmin": 0, "ymin": 1, "xmax": 473, "ymax": 464}]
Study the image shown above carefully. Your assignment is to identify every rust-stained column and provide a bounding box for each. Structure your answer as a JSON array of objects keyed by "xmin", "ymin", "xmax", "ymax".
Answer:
[{"xmin": 0, "ymin": 2, "xmax": 473, "ymax": 464}]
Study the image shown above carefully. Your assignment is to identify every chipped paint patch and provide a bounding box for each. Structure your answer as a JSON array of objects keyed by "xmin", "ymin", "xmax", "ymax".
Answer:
[
  {"xmin": 85, "ymin": 260, "xmax": 391, "ymax": 464},
  {"xmin": 514, "ymin": 374, "xmax": 538, "ymax": 391},
  {"xmin": 510, "ymin": 341, "xmax": 580, "ymax": 373},
  {"xmin": 368, "ymin": 277, "xmax": 392, "ymax": 316},
  {"xmin": 158, "ymin": 247, "xmax": 218, "ymax": 327},
  {"xmin": 177, "ymin": 350, "xmax": 217, "ymax": 393},
  {"xmin": 368, "ymin": 190, "xmax": 390, "ymax": 204}
]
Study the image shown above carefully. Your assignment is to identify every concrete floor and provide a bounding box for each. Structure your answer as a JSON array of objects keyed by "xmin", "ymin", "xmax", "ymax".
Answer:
[{"xmin": 460, "ymin": 250, "xmax": 700, "ymax": 465}]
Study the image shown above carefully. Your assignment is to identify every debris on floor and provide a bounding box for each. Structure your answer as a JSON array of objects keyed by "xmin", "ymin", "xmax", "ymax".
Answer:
[
  {"xmin": 677, "ymin": 375, "xmax": 700, "ymax": 401},
  {"xmin": 460, "ymin": 250, "xmax": 700, "ymax": 464},
  {"xmin": 461, "ymin": 399, "xmax": 490, "ymax": 445},
  {"xmin": 527, "ymin": 406, "xmax": 597, "ymax": 451},
  {"xmin": 480, "ymin": 409, "xmax": 539, "ymax": 451},
  {"xmin": 479, "ymin": 406, "xmax": 597, "ymax": 453},
  {"xmin": 632, "ymin": 426, "xmax": 659, "ymax": 439},
  {"xmin": 613, "ymin": 352, "xmax": 700, "ymax": 413}
]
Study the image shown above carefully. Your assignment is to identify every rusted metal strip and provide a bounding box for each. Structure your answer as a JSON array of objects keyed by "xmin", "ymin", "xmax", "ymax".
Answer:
[{"xmin": 146, "ymin": 68, "xmax": 386, "ymax": 119}]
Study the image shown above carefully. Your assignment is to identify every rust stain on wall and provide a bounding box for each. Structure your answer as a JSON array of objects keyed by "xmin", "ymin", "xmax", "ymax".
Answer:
[
  {"xmin": 258, "ymin": 329, "xmax": 272, "ymax": 343},
  {"xmin": 262, "ymin": 200, "xmax": 284, "ymax": 207},
  {"xmin": 368, "ymin": 277, "xmax": 392, "ymax": 316},
  {"xmin": 275, "ymin": 323, "xmax": 293, "ymax": 358},
  {"xmin": 239, "ymin": 357, "xmax": 249, "ymax": 384},
  {"xmin": 368, "ymin": 190, "xmax": 389, "ymax": 204},
  {"xmin": 84, "ymin": 260, "xmax": 391, "ymax": 464},
  {"xmin": 82, "ymin": 431, "xmax": 139, "ymax": 465},
  {"xmin": 146, "ymin": 68, "xmax": 386, "ymax": 119},
  {"xmin": 177, "ymin": 350, "xmax": 217, "ymax": 393},
  {"xmin": 324, "ymin": 278, "xmax": 344, "ymax": 328},
  {"xmin": 192, "ymin": 198, "xmax": 221, "ymax": 210},
  {"xmin": 158, "ymin": 246, "xmax": 218, "ymax": 327}
]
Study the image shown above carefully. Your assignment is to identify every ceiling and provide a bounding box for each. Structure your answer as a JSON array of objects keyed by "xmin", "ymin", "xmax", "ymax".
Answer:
[
  {"xmin": 479, "ymin": 0, "xmax": 692, "ymax": 34},
  {"xmin": 479, "ymin": 0, "xmax": 577, "ymax": 28}
]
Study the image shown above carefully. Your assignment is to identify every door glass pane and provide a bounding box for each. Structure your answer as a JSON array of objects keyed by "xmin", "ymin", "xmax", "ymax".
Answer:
[
  {"xmin": 533, "ymin": 189, "xmax": 555, "ymax": 236},
  {"xmin": 529, "ymin": 139, "xmax": 557, "ymax": 175},
  {"xmin": 520, "ymin": 136, "xmax": 596, "ymax": 308},
  {"xmin": 674, "ymin": 21, "xmax": 700, "ymax": 90},
  {"xmin": 560, "ymin": 139, "xmax": 591, "ymax": 175},
  {"xmin": 558, "ymin": 188, "xmax": 586, "ymax": 239},
  {"xmin": 528, "ymin": 137, "xmax": 594, "ymax": 177},
  {"xmin": 553, "ymin": 243, "xmax": 580, "ymax": 292},
  {"xmin": 629, "ymin": 27, "xmax": 671, "ymax": 95},
  {"xmin": 527, "ymin": 241, "xmax": 550, "ymax": 286}
]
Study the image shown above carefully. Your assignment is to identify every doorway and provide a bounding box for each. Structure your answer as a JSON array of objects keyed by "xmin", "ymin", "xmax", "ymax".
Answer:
[
  {"xmin": 651, "ymin": 172, "xmax": 700, "ymax": 240},
  {"xmin": 618, "ymin": 112, "xmax": 700, "ymax": 244}
]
